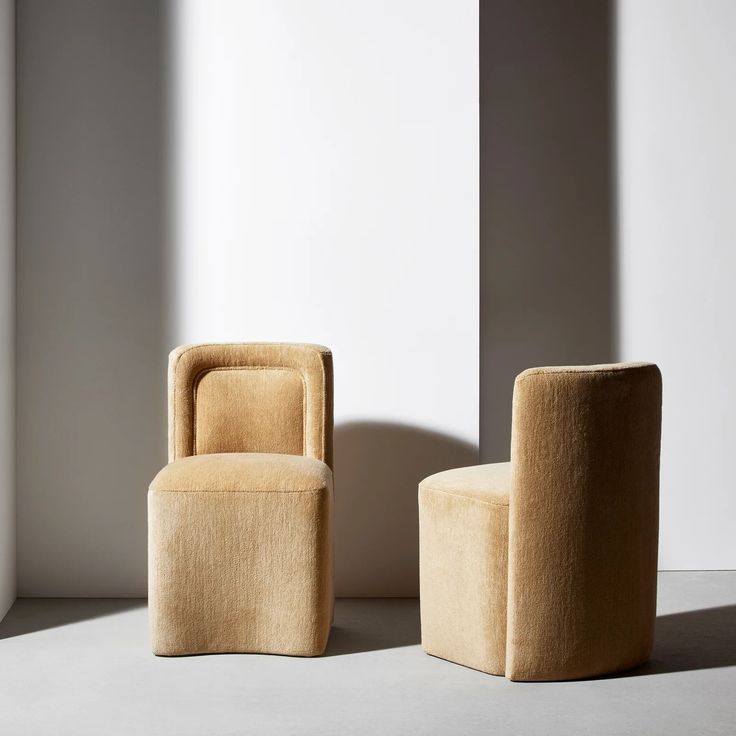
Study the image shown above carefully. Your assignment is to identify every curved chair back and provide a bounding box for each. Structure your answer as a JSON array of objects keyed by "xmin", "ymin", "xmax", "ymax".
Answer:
[
  {"xmin": 506, "ymin": 363, "xmax": 662, "ymax": 680},
  {"xmin": 167, "ymin": 343, "xmax": 333, "ymax": 468}
]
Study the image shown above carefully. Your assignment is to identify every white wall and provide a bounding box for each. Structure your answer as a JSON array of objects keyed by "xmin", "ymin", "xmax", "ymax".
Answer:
[
  {"xmin": 172, "ymin": 0, "xmax": 479, "ymax": 595},
  {"xmin": 0, "ymin": 0, "xmax": 15, "ymax": 619},
  {"xmin": 12, "ymin": 0, "xmax": 736, "ymax": 597},
  {"xmin": 14, "ymin": 0, "xmax": 477, "ymax": 597},
  {"xmin": 617, "ymin": 0, "xmax": 736, "ymax": 568}
]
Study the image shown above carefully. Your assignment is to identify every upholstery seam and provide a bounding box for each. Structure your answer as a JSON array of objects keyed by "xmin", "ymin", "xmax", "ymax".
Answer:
[
  {"xmin": 302, "ymin": 366, "xmax": 308, "ymax": 459},
  {"xmin": 175, "ymin": 342, "xmax": 329, "ymax": 351},
  {"xmin": 150, "ymin": 487, "xmax": 328, "ymax": 494},
  {"xmin": 516, "ymin": 366, "xmax": 655, "ymax": 383},
  {"xmin": 320, "ymin": 352, "xmax": 326, "ymax": 463},
  {"xmin": 170, "ymin": 344, "xmax": 229, "ymax": 458},
  {"xmin": 421, "ymin": 486, "xmax": 509, "ymax": 507}
]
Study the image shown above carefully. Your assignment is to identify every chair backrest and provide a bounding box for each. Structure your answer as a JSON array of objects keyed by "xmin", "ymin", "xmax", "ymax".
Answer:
[
  {"xmin": 168, "ymin": 343, "xmax": 333, "ymax": 468},
  {"xmin": 506, "ymin": 363, "xmax": 662, "ymax": 680}
]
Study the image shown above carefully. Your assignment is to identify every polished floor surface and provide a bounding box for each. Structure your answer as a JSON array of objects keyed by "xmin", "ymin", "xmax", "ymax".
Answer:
[{"xmin": 1, "ymin": 572, "xmax": 734, "ymax": 735}]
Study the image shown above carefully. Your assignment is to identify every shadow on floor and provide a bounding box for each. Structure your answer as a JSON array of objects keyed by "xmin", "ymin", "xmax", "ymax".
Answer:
[
  {"xmin": 0, "ymin": 597, "xmax": 421, "ymax": 655},
  {"xmin": 325, "ymin": 600, "xmax": 736, "ymax": 669},
  {"xmin": 624, "ymin": 605, "xmax": 736, "ymax": 676},
  {"xmin": 324, "ymin": 598, "xmax": 421, "ymax": 656},
  {"xmin": 2, "ymin": 599, "xmax": 734, "ymax": 672},
  {"xmin": 0, "ymin": 599, "xmax": 145, "ymax": 640}
]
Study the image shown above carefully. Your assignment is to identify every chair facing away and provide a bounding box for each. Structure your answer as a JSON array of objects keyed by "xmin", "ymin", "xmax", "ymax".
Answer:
[
  {"xmin": 419, "ymin": 363, "xmax": 662, "ymax": 680},
  {"xmin": 148, "ymin": 343, "xmax": 334, "ymax": 656}
]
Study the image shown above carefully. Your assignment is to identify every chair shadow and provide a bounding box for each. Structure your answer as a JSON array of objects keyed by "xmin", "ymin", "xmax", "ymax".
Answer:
[
  {"xmin": 325, "ymin": 602, "xmax": 736, "ymax": 668},
  {"xmin": 334, "ymin": 422, "xmax": 478, "ymax": 598},
  {"xmin": 4, "ymin": 600, "xmax": 733, "ymax": 671},
  {"xmin": 623, "ymin": 605, "xmax": 736, "ymax": 676},
  {"xmin": 324, "ymin": 598, "xmax": 421, "ymax": 657},
  {"xmin": 0, "ymin": 598, "xmax": 145, "ymax": 640}
]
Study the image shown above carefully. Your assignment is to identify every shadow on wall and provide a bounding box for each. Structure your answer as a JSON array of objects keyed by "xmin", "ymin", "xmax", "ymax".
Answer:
[
  {"xmin": 334, "ymin": 422, "xmax": 478, "ymax": 597},
  {"xmin": 15, "ymin": 0, "xmax": 168, "ymax": 595},
  {"xmin": 480, "ymin": 0, "xmax": 616, "ymax": 462}
]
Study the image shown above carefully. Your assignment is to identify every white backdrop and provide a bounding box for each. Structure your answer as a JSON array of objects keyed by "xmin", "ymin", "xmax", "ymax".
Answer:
[
  {"xmin": 11, "ymin": 1, "xmax": 735, "ymax": 604},
  {"xmin": 171, "ymin": 0, "xmax": 479, "ymax": 595},
  {"xmin": 617, "ymin": 0, "xmax": 736, "ymax": 569},
  {"xmin": 172, "ymin": 0, "xmax": 478, "ymax": 441},
  {"xmin": 14, "ymin": 0, "xmax": 478, "ymax": 597}
]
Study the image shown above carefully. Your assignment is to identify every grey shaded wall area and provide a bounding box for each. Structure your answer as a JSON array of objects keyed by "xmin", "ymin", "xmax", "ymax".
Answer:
[
  {"xmin": 480, "ymin": 0, "xmax": 615, "ymax": 462},
  {"xmin": 0, "ymin": 0, "xmax": 15, "ymax": 619},
  {"xmin": 16, "ymin": 0, "xmax": 167, "ymax": 595}
]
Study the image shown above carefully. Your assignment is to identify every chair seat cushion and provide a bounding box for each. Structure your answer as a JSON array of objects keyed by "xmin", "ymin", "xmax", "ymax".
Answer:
[
  {"xmin": 419, "ymin": 462, "xmax": 511, "ymax": 505},
  {"xmin": 148, "ymin": 451, "xmax": 333, "ymax": 656},
  {"xmin": 149, "ymin": 452, "xmax": 331, "ymax": 494}
]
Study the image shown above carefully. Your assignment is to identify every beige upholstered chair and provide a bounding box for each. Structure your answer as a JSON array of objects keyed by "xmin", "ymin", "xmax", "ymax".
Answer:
[
  {"xmin": 148, "ymin": 343, "xmax": 334, "ymax": 656},
  {"xmin": 419, "ymin": 363, "xmax": 662, "ymax": 681}
]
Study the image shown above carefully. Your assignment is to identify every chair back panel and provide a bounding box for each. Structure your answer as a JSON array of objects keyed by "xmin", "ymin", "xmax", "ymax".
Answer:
[
  {"xmin": 506, "ymin": 363, "xmax": 662, "ymax": 681},
  {"xmin": 168, "ymin": 343, "xmax": 333, "ymax": 467}
]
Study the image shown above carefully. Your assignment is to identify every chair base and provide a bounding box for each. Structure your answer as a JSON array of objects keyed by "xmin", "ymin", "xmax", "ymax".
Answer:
[
  {"xmin": 418, "ymin": 470, "xmax": 509, "ymax": 678},
  {"xmin": 148, "ymin": 455, "xmax": 333, "ymax": 657}
]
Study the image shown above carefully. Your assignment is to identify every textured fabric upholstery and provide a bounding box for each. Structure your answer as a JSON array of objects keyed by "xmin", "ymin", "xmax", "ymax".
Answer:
[
  {"xmin": 419, "ymin": 363, "xmax": 662, "ymax": 681},
  {"xmin": 150, "ymin": 452, "xmax": 331, "ymax": 494},
  {"xmin": 419, "ymin": 464, "xmax": 509, "ymax": 675},
  {"xmin": 148, "ymin": 343, "xmax": 334, "ymax": 656},
  {"xmin": 168, "ymin": 343, "xmax": 333, "ymax": 467}
]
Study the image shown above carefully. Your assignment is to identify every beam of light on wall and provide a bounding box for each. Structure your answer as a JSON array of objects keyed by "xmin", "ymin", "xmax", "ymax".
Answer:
[
  {"xmin": 168, "ymin": 0, "xmax": 479, "ymax": 594},
  {"xmin": 169, "ymin": 0, "xmax": 479, "ymax": 442}
]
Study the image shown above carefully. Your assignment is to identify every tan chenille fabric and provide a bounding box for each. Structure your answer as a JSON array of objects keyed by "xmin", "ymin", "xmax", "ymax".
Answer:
[
  {"xmin": 194, "ymin": 368, "xmax": 306, "ymax": 456},
  {"xmin": 150, "ymin": 452, "xmax": 331, "ymax": 494},
  {"xmin": 419, "ymin": 363, "xmax": 662, "ymax": 681},
  {"xmin": 168, "ymin": 343, "xmax": 333, "ymax": 467},
  {"xmin": 419, "ymin": 464, "xmax": 510, "ymax": 675},
  {"xmin": 148, "ymin": 343, "xmax": 334, "ymax": 657}
]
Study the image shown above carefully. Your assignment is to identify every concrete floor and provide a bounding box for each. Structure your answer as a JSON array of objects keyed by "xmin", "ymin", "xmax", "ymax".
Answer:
[{"xmin": 0, "ymin": 572, "xmax": 734, "ymax": 735}]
